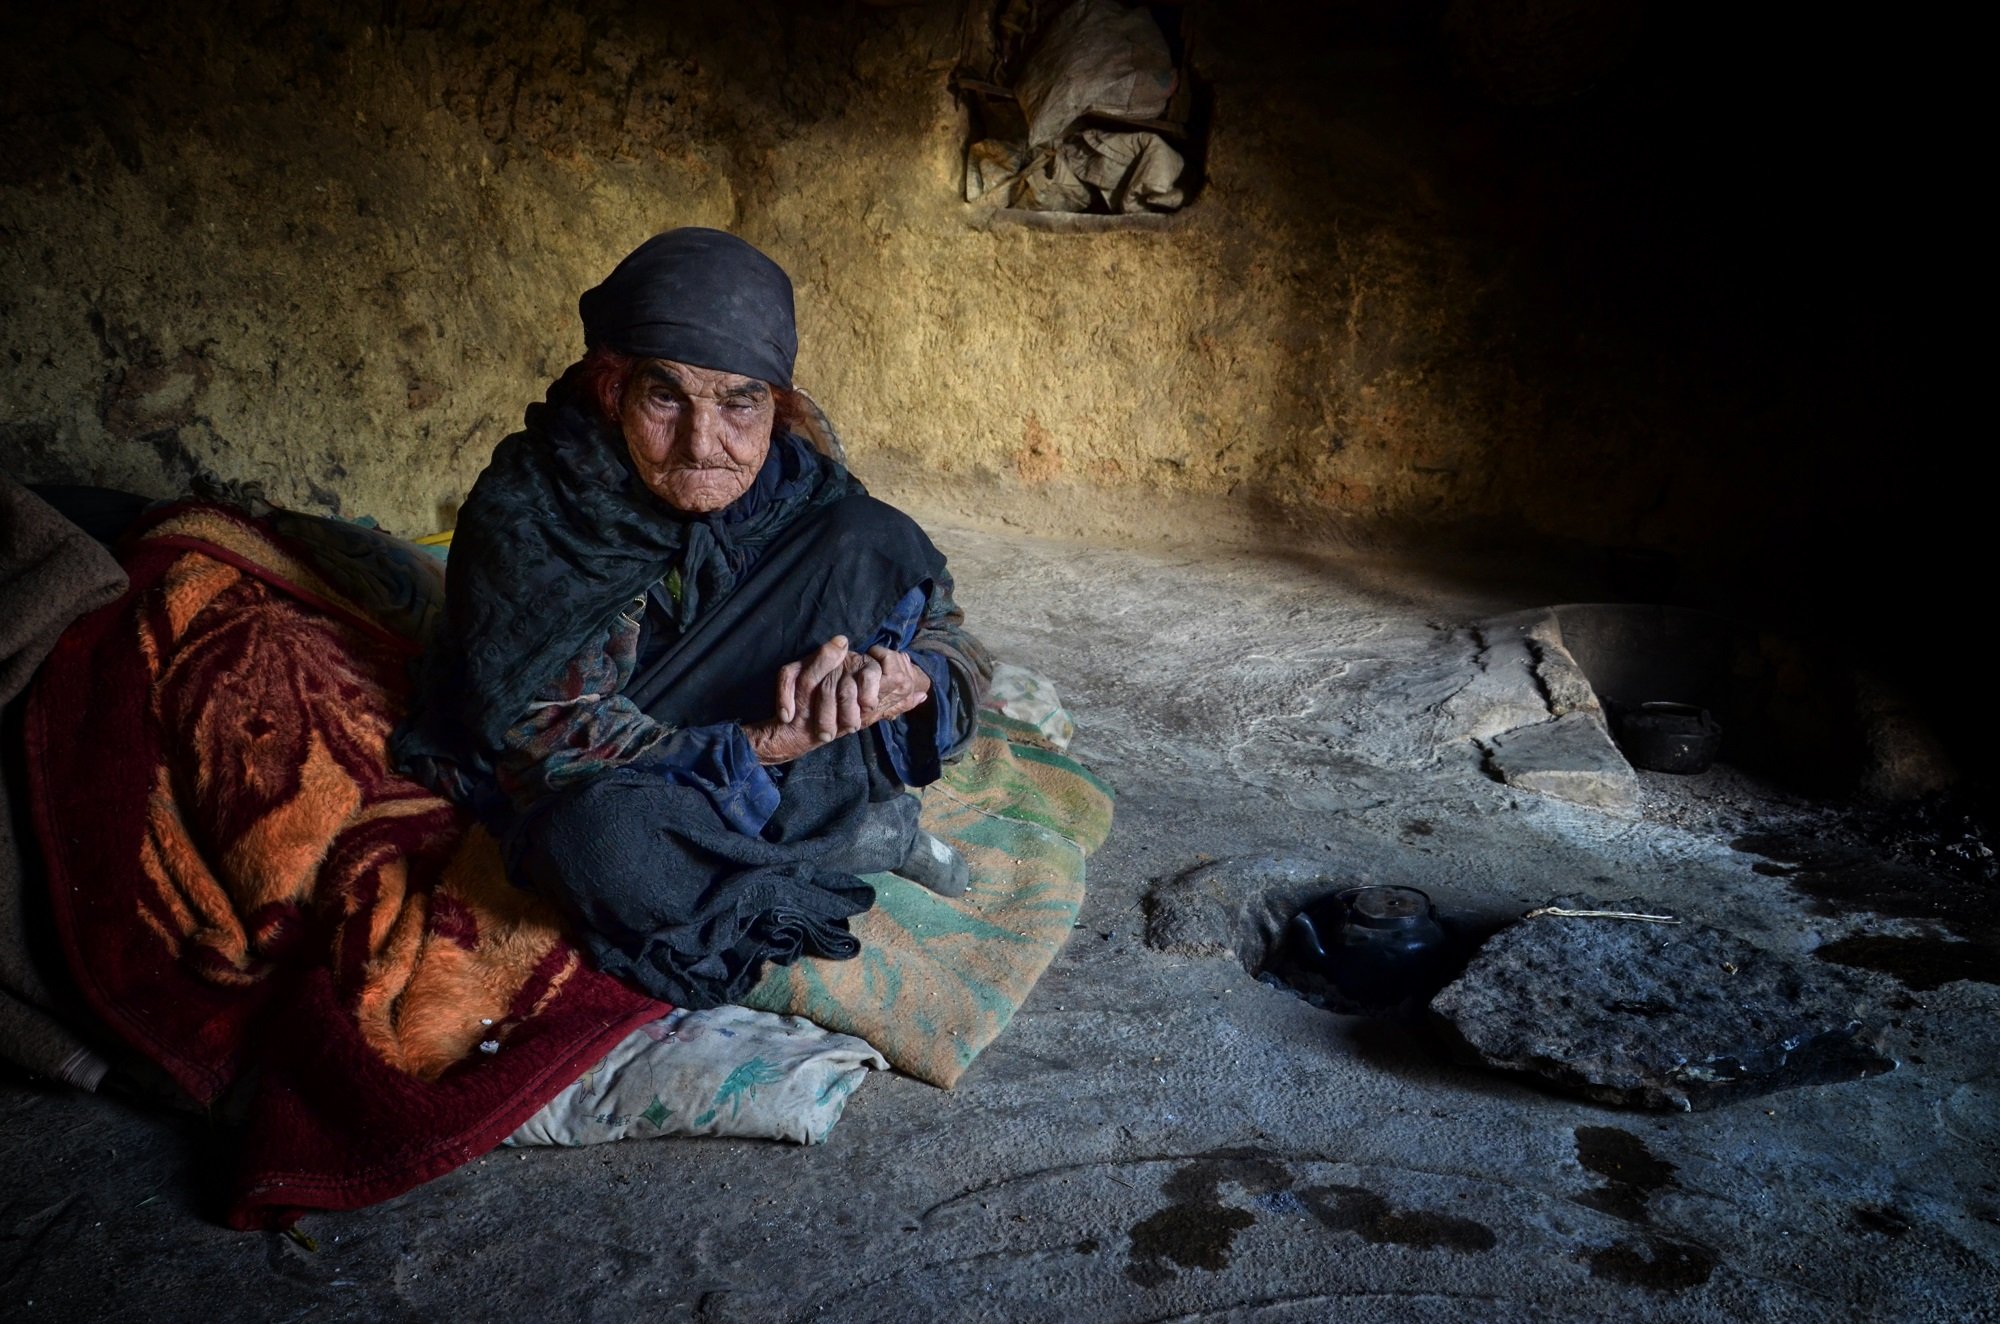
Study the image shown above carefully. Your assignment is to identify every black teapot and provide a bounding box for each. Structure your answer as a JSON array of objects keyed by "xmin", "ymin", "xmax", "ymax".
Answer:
[
  {"xmin": 1282, "ymin": 886, "xmax": 1453, "ymax": 1009},
  {"xmin": 1613, "ymin": 701, "xmax": 1723, "ymax": 774}
]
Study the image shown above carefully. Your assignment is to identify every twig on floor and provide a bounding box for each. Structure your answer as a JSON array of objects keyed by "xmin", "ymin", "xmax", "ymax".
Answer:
[{"xmin": 1523, "ymin": 906, "xmax": 1681, "ymax": 924}]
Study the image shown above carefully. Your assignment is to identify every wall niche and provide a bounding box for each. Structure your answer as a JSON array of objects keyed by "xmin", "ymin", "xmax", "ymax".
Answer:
[{"xmin": 953, "ymin": 0, "xmax": 1208, "ymax": 226}]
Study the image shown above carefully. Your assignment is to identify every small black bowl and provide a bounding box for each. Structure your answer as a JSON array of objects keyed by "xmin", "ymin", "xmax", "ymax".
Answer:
[{"xmin": 1615, "ymin": 701, "xmax": 1723, "ymax": 774}]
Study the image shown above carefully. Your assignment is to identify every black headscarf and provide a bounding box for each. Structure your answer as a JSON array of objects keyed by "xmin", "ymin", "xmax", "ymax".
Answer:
[{"xmin": 578, "ymin": 228, "xmax": 797, "ymax": 387}]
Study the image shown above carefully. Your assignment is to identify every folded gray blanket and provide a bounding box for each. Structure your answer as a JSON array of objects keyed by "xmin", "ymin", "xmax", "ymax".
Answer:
[{"xmin": 1, "ymin": 471, "xmax": 129, "ymax": 1088}]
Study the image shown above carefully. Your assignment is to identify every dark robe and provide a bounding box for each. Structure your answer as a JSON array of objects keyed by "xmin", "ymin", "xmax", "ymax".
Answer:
[{"xmin": 393, "ymin": 373, "xmax": 960, "ymax": 1008}]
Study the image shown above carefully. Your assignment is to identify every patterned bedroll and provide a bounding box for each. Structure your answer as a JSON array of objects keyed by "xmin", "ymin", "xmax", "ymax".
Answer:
[{"xmin": 745, "ymin": 695, "xmax": 1112, "ymax": 1088}]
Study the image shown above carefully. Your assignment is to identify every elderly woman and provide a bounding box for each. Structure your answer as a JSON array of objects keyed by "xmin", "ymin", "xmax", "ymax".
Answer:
[{"xmin": 395, "ymin": 229, "xmax": 990, "ymax": 1009}]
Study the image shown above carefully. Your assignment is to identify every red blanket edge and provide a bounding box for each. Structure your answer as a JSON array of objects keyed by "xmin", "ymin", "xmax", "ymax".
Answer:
[
  {"xmin": 23, "ymin": 554, "xmax": 223, "ymax": 1097},
  {"xmin": 226, "ymin": 990, "xmax": 662, "ymax": 1231}
]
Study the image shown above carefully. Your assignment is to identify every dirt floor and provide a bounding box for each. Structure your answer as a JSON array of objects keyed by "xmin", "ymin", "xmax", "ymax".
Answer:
[{"xmin": 4, "ymin": 516, "xmax": 1997, "ymax": 1323}]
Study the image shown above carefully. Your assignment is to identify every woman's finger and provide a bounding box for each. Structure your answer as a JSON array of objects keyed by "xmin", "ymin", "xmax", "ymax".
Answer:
[
  {"xmin": 811, "ymin": 670, "xmax": 841, "ymax": 741},
  {"xmin": 856, "ymin": 657, "xmax": 883, "ymax": 717},
  {"xmin": 837, "ymin": 673, "xmax": 861, "ymax": 735},
  {"xmin": 802, "ymin": 636, "xmax": 848, "ymax": 690},
  {"xmin": 774, "ymin": 661, "xmax": 801, "ymax": 723},
  {"xmin": 885, "ymin": 652, "xmax": 920, "ymax": 706}
]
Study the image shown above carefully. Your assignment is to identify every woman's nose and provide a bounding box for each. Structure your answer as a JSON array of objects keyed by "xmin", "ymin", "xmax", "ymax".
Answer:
[{"xmin": 678, "ymin": 402, "xmax": 725, "ymax": 459}]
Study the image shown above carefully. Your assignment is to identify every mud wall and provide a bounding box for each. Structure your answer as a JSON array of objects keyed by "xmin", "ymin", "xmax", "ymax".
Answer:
[{"xmin": 0, "ymin": 1, "xmax": 1937, "ymax": 601}]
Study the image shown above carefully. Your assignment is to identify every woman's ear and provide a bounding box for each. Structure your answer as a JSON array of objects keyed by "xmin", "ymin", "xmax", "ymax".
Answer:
[
  {"xmin": 576, "ymin": 346, "xmax": 638, "ymax": 426},
  {"xmin": 770, "ymin": 386, "xmax": 809, "ymax": 436},
  {"xmin": 773, "ymin": 386, "xmax": 848, "ymax": 465}
]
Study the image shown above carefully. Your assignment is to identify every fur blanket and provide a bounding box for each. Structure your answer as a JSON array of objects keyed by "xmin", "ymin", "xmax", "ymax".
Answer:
[{"xmin": 23, "ymin": 504, "xmax": 661, "ymax": 1228}]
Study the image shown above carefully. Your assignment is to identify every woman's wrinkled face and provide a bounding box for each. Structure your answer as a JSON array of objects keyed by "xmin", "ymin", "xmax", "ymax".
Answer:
[{"xmin": 619, "ymin": 358, "xmax": 775, "ymax": 513}]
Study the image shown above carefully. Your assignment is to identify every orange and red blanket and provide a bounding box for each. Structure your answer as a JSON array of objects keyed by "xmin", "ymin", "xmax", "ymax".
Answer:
[{"xmin": 24, "ymin": 504, "xmax": 661, "ymax": 1228}]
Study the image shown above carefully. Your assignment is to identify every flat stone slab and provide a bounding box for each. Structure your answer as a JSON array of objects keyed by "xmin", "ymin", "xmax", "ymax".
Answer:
[
  {"xmin": 1483, "ymin": 711, "xmax": 1639, "ymax": 813},
  {"xmin": 1429, "ymin": 901, "xmax": 1896, "ymax": 1111}
]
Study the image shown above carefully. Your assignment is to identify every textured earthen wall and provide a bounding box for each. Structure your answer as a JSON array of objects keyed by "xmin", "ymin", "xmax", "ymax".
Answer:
[{"xmin": 0, "ymin": 1, "xmax": 1909, "ymax": 582}]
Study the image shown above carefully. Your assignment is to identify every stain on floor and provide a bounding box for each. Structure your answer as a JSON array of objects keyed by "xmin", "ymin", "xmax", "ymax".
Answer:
[
  {"xmin": 1573, "ymin": 1126, "xmax": 1677, "ymax": 1223},
  {"xmin": 1126, "ymin": 1202, "xmax": 1256, "ymax": 1286},
  {"xmin": 1847, "ymin": 1204, "xmax": 1913, "ymax": 1238},
  {"xmin": 1585, "ymin": 1236, "xmax": 1718, "ymax": 1291},
  {"xmin": 1735, "ymin": 828, "xmax": 1999, "ymax": 948},
  {"xmin": 1812, "ymin": 933, "xmax": 2000, "ymax": 990},
  {"xmin": 1735, "ymin": 824, "xmax": 2000, "ymax": 991},
  {"xmin": 1299, "ymin": 1184, "xmax": 1496, "ymax": 1252},
  {"xmin": 1123, "ymin": 1149, "xmax": 1497, "ymax": 1287},
  {"xmin": 1124, "ymin": 1150, "xmax": 1292, "ymax": 1287},
  {"xmin": 1569, "ymin": 1127, "xmax": 1716, "ymax": 1291}
]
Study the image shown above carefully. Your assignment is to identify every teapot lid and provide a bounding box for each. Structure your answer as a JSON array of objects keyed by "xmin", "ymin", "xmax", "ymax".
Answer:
[{"xmin": 1341, "ymin": 885, "xmax": 1434, "ymax": 930}]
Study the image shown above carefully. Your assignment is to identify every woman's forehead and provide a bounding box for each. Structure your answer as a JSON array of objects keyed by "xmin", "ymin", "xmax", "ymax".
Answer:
[{"xmin": 638, "ymin": 358, "xmax": 772, "ymax": 397}]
